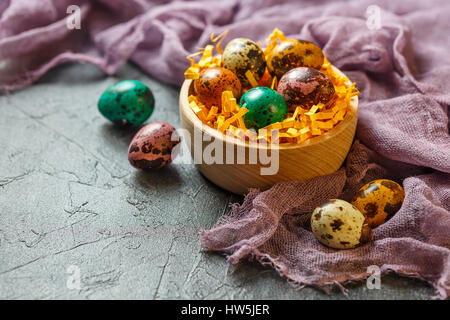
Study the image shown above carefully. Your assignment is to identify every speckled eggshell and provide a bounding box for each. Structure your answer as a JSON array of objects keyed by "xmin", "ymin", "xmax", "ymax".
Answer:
[
  {"xmin": 267, "ymin": 39, "xmax": 324, "ymax": 80},
  {"xmin": 277, "ymin": 67, "xmax": 335, "ymax": 112},
  {"xmin": 240, "ymin": 87, "xmax": 287, "ymax": 130},
  {"xmin": 193, "ymin": 67, "xmax": 241, "ymax": 110},
  {"xmin": 311, "ymin": 199, "xmax": 373, "ymax": 250},
  {"xmin": 128, "ymin": 122, "xmax": 180, "ymax": 170},
  {"xmin": 351, "ymin": 179, "xmax": 405, "ymax": 228},
  {"xmin": 98, "ymin": 80, "xmax": 155, "ymax": 126},
  {"xmin": 222, "ymin": 38, "xmax": 266, "ymax": 88}
]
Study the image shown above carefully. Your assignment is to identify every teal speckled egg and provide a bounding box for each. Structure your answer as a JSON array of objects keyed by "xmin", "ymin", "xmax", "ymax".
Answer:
[
  {"xmin": 240, "ymin": 87, "xmax": 287, "ymax": 130},
  {"xmin": 98, "ymin": 80, "xmax": 155, "ymax": 126}
]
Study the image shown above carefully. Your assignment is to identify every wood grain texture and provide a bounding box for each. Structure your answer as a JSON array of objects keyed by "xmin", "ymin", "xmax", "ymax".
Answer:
[{"xmin": 179, "ymin": 66, "xmax": 358, "ymax": 195}]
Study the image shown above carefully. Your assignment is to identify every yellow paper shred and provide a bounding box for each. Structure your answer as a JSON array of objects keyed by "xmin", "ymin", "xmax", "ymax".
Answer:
[
  {"xmin": 292, "ymin": 106, "xmax": 303, "ymax": 119},
  {"xmin": 316, "ymin": 103, "xmax": 326, "ymax": 109},
  {"xmin": 237, "ymin": 116, "xmax": 246, "ymax": 129},
  {"xmin": 335, "ymin": 109, "xmax": 346, "ymax": 121},
  {"xmin": 264, "ymin": 28, "xmax": 287, "ymax": 56},
  {"xmin": 306, "ymin": 104, "xmax": 319, "ymax": 116},
  {"xmin": 286, "ymin": 128, "xmax": 299, "ymax": 137},
  {"xmin": 206, "ymin": 106, "xmax": 218, "ymax": 121},
  {"xmin": 210, "ymin": 30, "xmax": 228, "ymax": 55},
  {"xmin": 217, "ymin": 115, "xmax": 226, "ymax": 133},
  {"xmin": 281, "ymin": 118, "xmax": 295, "ymax": 128},
  {"xmin": 223, "ymin": 107, "xmax": 249, "ymax": 129},
  {"xmin": 311, "ymin": 127, "xmax": 322, "ymax": 136},
  {"xmin": 315, "ymin": 120, "xmax": 334, "ymax": 130},
  {"xmin": 262, "ymin": 122, "xmax": 282, "ymax": 131},
  {"xmin": 221, "ymin": 91, "xmax": 233, "ymax": 113},
  {"xmin": 299, "ymin": 131, "xmax": 312, "ymax": 143},
  {"xmin": 271, "ymin": 76, "xmax": 277, "ymax": 90},
  {"xmin": 294, "ymin": 120, "xmax": 302, "ymax": 129},
  {"xmin": 245, "ymin": 70, "xmax": 259, "ymax": 88},
  {"xmin": 184, "ymin": 36, "xmax": 225, "ymax": 79},
  {"xmin": 310, "ymin": 110, "xmax": 336, "ymax": 121},
  {"xmin": 190, "ymin": 101, "xmax": 208, "ymax": 122}
]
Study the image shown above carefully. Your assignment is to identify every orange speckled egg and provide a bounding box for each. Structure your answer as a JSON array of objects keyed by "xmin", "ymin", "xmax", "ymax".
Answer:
[
  {"xmin": 193, "ymin": 67, "xmax": 241, "ymax": 109},
  {"xmin": 267, "ymin": 39, "xmax": 324, "ymax": 80},
  {"xmin": 351, "ymin": 179, "xmax": 405, "ymax": 228}
]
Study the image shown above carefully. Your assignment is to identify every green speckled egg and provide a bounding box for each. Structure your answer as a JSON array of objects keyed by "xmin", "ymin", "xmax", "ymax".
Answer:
[
  {"xmin": 222, "ymin": 38, "xmax": 266, "ymax": 88},
  {"xmin": 98, "ymin": 80, "xmax": 155, "ymax": 126},
  {"xmin": 240, "ymin": 87, "xmax": 287, "ymax": 130}
]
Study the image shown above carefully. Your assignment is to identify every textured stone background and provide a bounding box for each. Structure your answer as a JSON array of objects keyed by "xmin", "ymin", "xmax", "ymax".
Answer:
[{"xmin": 0, "ymin": 63, "xmax": 434, "ymax": 299}]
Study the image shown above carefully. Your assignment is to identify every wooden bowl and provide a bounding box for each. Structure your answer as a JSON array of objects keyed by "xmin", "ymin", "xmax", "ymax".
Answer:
[{"xmin": 179, "ymin": 66, "xmax": 358, "ymax": 195}]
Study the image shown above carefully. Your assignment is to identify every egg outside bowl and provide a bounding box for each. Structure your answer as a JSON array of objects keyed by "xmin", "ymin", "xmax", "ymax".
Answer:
[{"xmin": 179, "ymin": 66, "xmax": 358, "ymax": 195}]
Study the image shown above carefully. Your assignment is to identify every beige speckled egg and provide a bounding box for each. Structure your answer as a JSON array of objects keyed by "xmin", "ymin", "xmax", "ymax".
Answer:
[
  {"xmin": 311, "ymin": 199, "xmax": 373, "ymax": 250},
  {"xmin": 222, "ymin": 38, "xmax": 266, "ymax": 87}
]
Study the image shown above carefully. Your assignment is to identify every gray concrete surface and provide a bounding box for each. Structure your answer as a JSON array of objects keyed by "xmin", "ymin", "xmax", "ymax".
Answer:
[{"xmin": 0, "ymin": 63, "xmax": 435, "ymax": 300}]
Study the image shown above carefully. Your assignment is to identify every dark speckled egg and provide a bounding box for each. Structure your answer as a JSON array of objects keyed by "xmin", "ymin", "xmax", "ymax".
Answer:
[
  {"xmin": 222, "ymin": 38, "xmax": 266, "ymax": 87},
  {"xmin": 277, "ymin": 67, "xmax": 335, "ymax": 112},
  {"xmin": 267, "ymin": 39, "xmax": 324, "ymax": 80},
  {"xmin": 351, "ymin": 179, "xmax": 405, "ymax": 228},
  {"xmin": 194, "ymin": 67, "xmax": 241, "ymax": 110},
  {"xmin": 98, "ymin": 80, "xmax": 154, "ymax": 126},
  {"xmin": 128, "ymin": 122, "xmax": 180, "ymax": 170}
]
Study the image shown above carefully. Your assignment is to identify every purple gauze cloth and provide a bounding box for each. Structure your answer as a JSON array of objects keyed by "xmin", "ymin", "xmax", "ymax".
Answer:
[{"xmin": 1, "ymin": 0, "xmax": 449, "ymax": 298}]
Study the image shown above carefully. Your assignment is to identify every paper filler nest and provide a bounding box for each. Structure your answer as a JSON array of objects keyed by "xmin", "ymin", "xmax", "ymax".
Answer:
[{"xmin": 184, "ymin": 29, "xmax": 359, "ymax": 144}]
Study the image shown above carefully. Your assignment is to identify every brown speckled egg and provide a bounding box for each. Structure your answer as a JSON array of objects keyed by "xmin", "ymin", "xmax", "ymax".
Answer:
[
  {"xmin": 193, "ymin": 67, "xmax": 241, "ymax": 109},
  {"xmin": 267, "ymin": 39, "xmax": 324, "ymax": 80},
  {"xmin": 128, "ymin": 122, "xmax": 180, "ymax": 170},
  {"xmin": 277, "ymin": 67, "xmax": 335, "ymax": 112},
  {"xmin": 222, "ymin": 38, "xmax": 266, "ymax": 87},
  {"xmin": 351, "ymin": 179, "xmax": 405, "ymax": 228}
]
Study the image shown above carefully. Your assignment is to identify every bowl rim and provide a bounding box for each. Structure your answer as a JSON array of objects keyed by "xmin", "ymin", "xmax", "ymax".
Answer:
[{"xmin": 179, "ymin": 65, "xmax": 358, "ymax": 150}]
